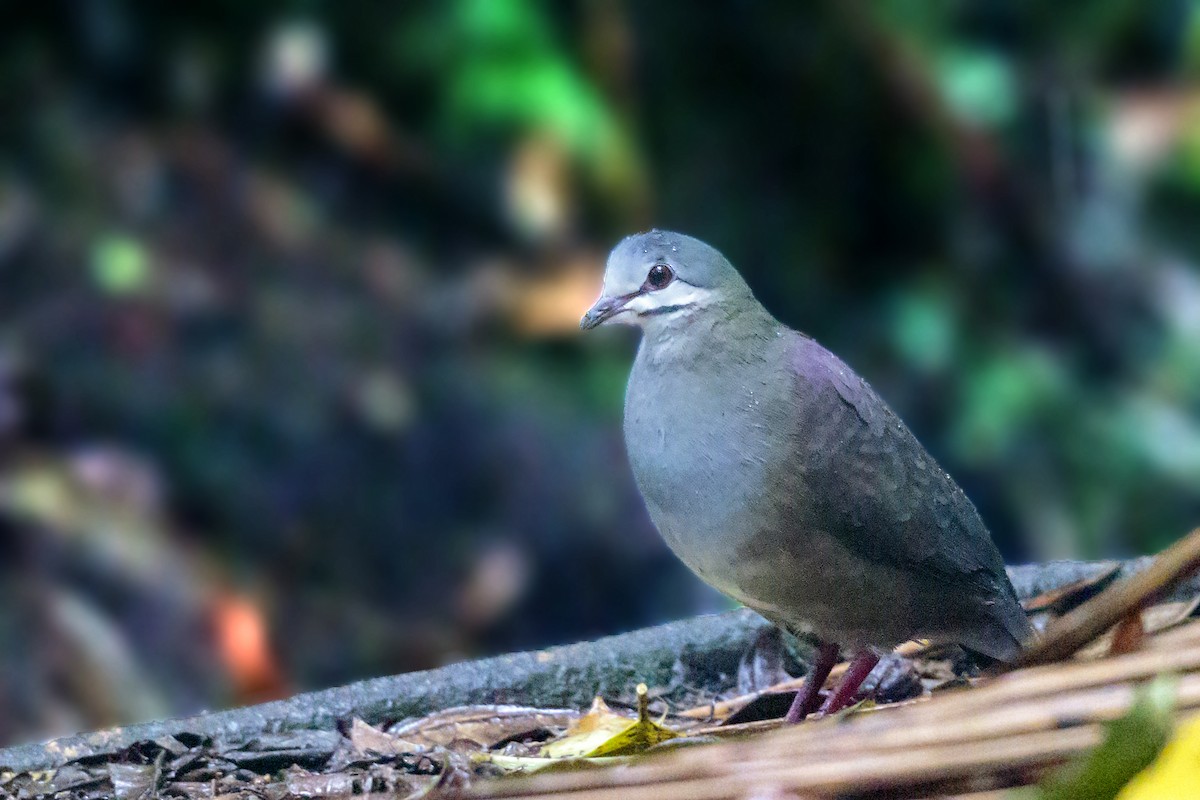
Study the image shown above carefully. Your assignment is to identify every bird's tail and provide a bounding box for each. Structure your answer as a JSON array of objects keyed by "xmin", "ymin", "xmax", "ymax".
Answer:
[{"xmin": 962, "ymin": 594, "xmax": 1036, "ymax": 663}]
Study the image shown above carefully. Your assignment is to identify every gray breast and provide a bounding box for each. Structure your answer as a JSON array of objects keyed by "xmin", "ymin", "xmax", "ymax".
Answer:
[{"xmin": 622, "ymin": 338, "xmax": 791, "ymax": 595}]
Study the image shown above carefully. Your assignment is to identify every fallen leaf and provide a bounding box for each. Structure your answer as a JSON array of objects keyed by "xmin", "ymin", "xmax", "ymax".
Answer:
[
  {"xmin": 540, "ymin": 685, "xmax": 678, "ymax": 758},
  {"xmin": 1023, "ymin": 564, "xmax": 1122, "ymax": 613},
  {"xmin": 1034, "ymin": 675, "xmax": 1177, "ymax": 800},
  {"xmin": 388, "ymin": 704, "xmax": 578, "ymax": 749},
  {"xmin": 1110, "ymin": 612, "xmax": 1147, "ymax": 656},
  {"xmin": 109, "ymin": 762, "xmax": 159, "ymax": 800},
  {"xmin": 469, "ymin": 684, "xmax": 682, "ymax": 775},
  {"xmin": 346, "ymin": 718, "xmax": 422, "ymax": 756},
  {"xmin": 279, "ymin": 765, "xmax": 356, "ymax": 797},
  {"xmin": 31, "ymin": 765, "xmax": 101, "ymax": 795},
  {"xmin": 1117, "ymin": 713, "xmax": 1200, "ymax": 799},
  {"xmin": 1075, "ymin": 598, "xmax": 1200, "ymax": 660}
]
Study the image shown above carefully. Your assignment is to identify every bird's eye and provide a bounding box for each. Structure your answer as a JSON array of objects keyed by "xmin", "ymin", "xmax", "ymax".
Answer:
[{"xmin": 645, "ymin": 264, "xmax": 674, "ymax": 290}]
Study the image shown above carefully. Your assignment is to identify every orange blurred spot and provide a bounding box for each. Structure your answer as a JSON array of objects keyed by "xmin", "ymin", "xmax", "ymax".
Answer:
[
  {"xmin": 510, "ymin": 256, "xmax": 605, "ymax": 336},
  {"xmin": 211, "ymin": 593, "xmax": 289, "ymax": 704}
]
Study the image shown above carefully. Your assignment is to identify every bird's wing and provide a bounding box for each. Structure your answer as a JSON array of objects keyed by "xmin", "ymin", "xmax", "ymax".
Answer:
[{"xmin": 788, "ymin": 340, "xmax": 1028, "ymax": 636}]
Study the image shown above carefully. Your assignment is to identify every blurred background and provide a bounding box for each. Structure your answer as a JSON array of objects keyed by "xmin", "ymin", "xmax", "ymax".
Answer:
[{"xmin": 1, "ymin": 0, "xmax": 1199, "ymax": 747}]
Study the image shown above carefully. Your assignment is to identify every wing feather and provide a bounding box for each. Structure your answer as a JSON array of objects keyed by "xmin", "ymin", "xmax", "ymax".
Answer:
[{"xmin": 789, "ymin": 338, "xmax": 1032, "ymax": 648}]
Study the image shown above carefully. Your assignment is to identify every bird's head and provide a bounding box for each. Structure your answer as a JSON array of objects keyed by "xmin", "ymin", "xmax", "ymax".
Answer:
[{"xmin": 580, "ymin": 230, "xmax": 756, "ymax": 332}]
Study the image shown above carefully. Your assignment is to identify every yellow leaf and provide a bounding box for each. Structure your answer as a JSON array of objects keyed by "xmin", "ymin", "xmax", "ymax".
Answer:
[
  {"xmin": 539, "ymin": 684, "xmax": 678, "ymax": 759},
  {"xmin": 1117, "ymin": 714, "xmax": 1200, "ymax": 800},
  {"xmin": 474, "ymin": 684, "xmax": 680, "ymax": 774}
]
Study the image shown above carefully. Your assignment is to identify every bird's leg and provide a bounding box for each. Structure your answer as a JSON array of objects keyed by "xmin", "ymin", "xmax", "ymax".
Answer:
[
  {"xmin": 816, "ymin": 650, "xmax": 881, "ymax": 716},
  {"xmin": 783, "ymin": 640, "xmax": 839, "ymax": 724}
]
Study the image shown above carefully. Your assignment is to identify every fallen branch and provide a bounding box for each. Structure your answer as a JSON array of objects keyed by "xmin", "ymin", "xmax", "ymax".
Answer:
[
  {"xmin": 1, "ymin": 557, "xmax": 1196, "ymax": 773},
  {"xmin": 0, "ymin": 609, "xmax": 766, "ymax": 773}
]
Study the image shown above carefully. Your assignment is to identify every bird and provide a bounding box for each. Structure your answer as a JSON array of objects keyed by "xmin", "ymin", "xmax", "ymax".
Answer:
[{"xmin": 580, "ymin": 230, "xmax": 1033, "ymax": 722}]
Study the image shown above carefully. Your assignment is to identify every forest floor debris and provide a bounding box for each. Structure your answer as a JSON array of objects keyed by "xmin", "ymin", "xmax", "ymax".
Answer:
[{"xmin": 5, "ymin": 528, "xmax": 1200, "ymax": 799}]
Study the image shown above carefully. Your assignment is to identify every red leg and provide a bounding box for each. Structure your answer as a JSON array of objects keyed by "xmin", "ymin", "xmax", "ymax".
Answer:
[
  {"xmin": 784, "ymin": 641, "xmax": 839, "ymax": 724},
  {"xmin": 816, "ymin": 650, "xmax": 880, "ymax": 716}
]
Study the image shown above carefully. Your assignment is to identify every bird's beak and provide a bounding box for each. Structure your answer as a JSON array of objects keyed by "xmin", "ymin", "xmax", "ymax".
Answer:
[{"xmin": 580, "ymin": 294, "xmax": 632, "ymax": 330}]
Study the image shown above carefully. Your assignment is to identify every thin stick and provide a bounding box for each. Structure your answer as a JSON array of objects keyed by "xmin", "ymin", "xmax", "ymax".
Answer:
[
  {"xmin": 1017, "ymin": 527, "xmax": 1200, "ymax": 667},
  {"xmin": 477, "ymin": 726, "xmax": 1096, "ymax": 799}
]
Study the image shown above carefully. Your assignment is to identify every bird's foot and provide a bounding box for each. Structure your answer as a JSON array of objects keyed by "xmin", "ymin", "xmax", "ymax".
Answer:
[
  {"xmin": 813, "ymin": 650, "xmax": 882, "ymax": 717},
  {"xmin": 783, "ymin": 641, "xmax": 839, "ymax": 724}
]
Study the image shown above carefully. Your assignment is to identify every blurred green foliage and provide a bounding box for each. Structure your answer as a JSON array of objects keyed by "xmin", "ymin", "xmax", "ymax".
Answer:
[{"xmin": 90, "ymin": 234, "xmax": 151, "ymax": 296}]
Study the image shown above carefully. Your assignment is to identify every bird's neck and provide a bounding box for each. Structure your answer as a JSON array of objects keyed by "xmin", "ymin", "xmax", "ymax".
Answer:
[{"xmin": 637, "ymin": 300, "xmax": 780, "ymax": 367}]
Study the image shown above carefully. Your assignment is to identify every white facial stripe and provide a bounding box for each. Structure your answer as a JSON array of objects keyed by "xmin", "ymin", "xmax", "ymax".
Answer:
[{"xmin": 625, "ymin": 283, "xmax": 714, "ymax": 317}]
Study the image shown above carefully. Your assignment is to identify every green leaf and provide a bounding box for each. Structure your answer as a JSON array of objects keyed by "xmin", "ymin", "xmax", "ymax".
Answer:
[
  {"xmin": 1034, "ymin": 676, "xmax": 1177, "ymax": 800},
  {"xmin": 1118, "ymin": 714, "xmax": 1200, "ymax": 798}
]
